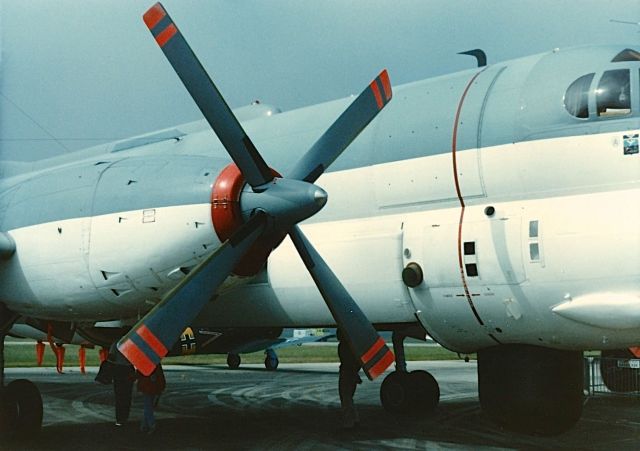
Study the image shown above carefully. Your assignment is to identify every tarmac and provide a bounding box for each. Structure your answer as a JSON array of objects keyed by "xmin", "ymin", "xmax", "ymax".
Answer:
[{"xmin": 3, "ymin": 360, "xmax": 640, "ymax": 450}]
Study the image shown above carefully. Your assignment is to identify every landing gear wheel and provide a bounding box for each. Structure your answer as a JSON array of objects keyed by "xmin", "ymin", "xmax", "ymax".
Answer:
[
  {"xmin": 600, "ymin": 349, "xmax": 640, "ymax": 393},
  {"xmin": 380, "ymin": 370, "xmax": 440, "ymax": 415},
  {"xmin": 264, "ymin": 355, "xmax": 279, "ymax": 371},
  {"xmin": 408, "ymin": 370, "xmax": 440, "ymax": 414},
  {"xmin": 0, "ymin": 388, "xmax": 18, "ymax": 440},
  {"xmin": 227, "ymin": 353, "xmax": 241, "ymax": 369},
  {"xmin": 380, "ymin": 371, "xmax": 411, "ymax": 413},
  {"xmin": 6, "ymin": 380, "xmax": 43, "ymax": 438}
]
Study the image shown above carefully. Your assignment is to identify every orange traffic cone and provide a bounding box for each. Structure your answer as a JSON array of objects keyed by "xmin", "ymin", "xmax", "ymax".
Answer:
[
  {"xmin": 79, "ymin": 346, "xmax": 86, "ymax": 374},
  {"xmin": 36, "ymin": 341, "xmax": 45, "ymax": 366},
  {"xmin": 99, "ymin": 347, "xmax": 109, "ymax": 363},
  {"xmin": 54, "ymin": 344, "xmax": 65, "ymax": 374}
]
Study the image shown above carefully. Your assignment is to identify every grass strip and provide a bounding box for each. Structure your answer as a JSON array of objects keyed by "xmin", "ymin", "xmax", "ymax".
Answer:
[{"xmin": 4, "ymin": 342, "xmax": 461, "ymax": 368}]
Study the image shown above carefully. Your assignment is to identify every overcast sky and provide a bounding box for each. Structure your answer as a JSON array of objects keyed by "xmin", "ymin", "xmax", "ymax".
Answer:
[{"xmin": 1, "ymin": 0, "xmax": 638, "ymax": 161}]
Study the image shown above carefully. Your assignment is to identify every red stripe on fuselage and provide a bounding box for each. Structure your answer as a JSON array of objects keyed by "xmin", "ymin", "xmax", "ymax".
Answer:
[
  {"xmin": 451, "ymin": 69, "xmax": 486, "ymax": 327},
  {"xmin": 452, "ymin": 69, "xmax": 484, "ymax": 208},
  {"xmin": 143, "ymin": 3, "xmax": 166, "ymax": 30}
]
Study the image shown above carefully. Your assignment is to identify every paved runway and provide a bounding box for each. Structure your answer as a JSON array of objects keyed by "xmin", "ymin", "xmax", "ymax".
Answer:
[{"xmin": 4, "ymin": 361, "xmax": 640, "ymax": 450}]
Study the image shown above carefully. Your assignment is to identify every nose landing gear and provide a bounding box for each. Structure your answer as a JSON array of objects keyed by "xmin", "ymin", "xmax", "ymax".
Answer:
[
  {"xmin": 379, "ymin": 331, "xmax": 440, "ymax": 415},
  {"xmin": 1, "ymin": 379, "xmax": 43, "ymax": 439}
]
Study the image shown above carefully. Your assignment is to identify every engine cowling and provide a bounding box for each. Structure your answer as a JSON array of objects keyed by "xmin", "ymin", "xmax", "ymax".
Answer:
[{"xmin": 210, "ymin": 163, "xmax": 283, "ymax": 276}]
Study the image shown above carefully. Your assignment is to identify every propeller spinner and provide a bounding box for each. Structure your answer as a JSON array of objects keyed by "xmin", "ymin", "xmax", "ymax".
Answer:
[{"xmin": 119, "ymin": 2, "xmax": 394, "ymax": 379}]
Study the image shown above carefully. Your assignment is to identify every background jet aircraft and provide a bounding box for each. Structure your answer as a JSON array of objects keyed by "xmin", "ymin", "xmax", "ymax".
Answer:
[{"xmin": 0, "ymin": 0, "xmax": 639, "ymax": 441}]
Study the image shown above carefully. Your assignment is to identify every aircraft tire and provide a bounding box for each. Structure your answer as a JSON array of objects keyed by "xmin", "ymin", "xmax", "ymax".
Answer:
[
  {"xmin": 380, "ymin": 371, "xmax": 412, "ymax": 413},
  {"xmin": 600, "ymin": 349, "xmax": 640, "ymax": 393},
  {"xmin": 264, "ymin": 355, "xmax": 278, "ymax": 371},
  {"xmin": 407, "ymin": 370, "xmax": 439, "ymax": 414},
  {"xmin": 7, "ymin": 379, "xmax": 43, "ymax": 438},
  {"xmin": 478, "ymin": 344, "xmax": 583, "ymax": 436},
  {"xmin": 0, "ymin": 387, "xmax": 18, "ymax": 440},
  {"xmin": 227, "ymin": 353, "xmax": 241, "ymax": 369}
]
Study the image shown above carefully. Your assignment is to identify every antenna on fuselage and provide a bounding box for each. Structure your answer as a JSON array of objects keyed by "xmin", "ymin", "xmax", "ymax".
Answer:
[
  {"xmin": 458, "ymin": 49, "xmax": 487, "ymax": 67},
  {"xmin": 610, "ymin": 19, "xmax": 640, "ymax": 32}
]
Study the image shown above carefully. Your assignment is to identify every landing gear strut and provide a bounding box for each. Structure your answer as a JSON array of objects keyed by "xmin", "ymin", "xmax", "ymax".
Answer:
[
  {"xmin": 0, "ymin": 305, "xmax": 43, "ymax": 440},
  {"xmin": 379, "ymin": 331, "xmax": 439, "ymax": 415},
  {"xmin": 227, "ymin": 353, "xmax": 241, "ymax": 369},
  {"xmin": 264, "ymin": 348, "xmax": 279, "ymax": 371}
]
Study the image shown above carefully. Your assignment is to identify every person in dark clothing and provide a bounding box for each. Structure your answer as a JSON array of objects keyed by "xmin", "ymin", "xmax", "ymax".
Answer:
[
  {"xmin": 337, "ymin": 329, "xmax": 362, "ymax": 429},
  {"xmin": 113, "ymin": 361, "xmax": 136, "ymax": 426},
  {"xmin": 95, "ymin": 345, "xmax": 135, "ymax": 427}
]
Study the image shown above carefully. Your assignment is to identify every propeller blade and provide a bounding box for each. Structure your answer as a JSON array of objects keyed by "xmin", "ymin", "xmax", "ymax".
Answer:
[
  {"xmin": 288, "ymin": 70, "xmax": 392, "ymax": 183},
  {"xmin": 288, "ymin": 225, "xmax": 394, "ymax": 380},
  {"xmin": 142, "ymin": 2, "xmax": 273, "ymax": 188},
  {"xmin": 118, "ymin": 212, "xmax": 267, "ymax": 375}
]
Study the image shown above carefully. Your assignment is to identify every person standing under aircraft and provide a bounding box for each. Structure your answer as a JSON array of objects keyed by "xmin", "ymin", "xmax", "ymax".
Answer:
[
  {"xmin": 137, "ymin": 363, "xmax": 166, "ymax": 434},
  {"xmin": 337, "ymin": 329, "xmax": 362, "ymax": 429},
  {"xmin": 106, "ymin": 346, "xmax": 136, "ymax": 427},
  {"xmin": 113, "ymin": 361, "xmax": 136, "ymax": 426}
]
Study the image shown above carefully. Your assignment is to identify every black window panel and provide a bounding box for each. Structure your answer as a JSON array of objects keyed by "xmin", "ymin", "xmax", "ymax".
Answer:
[
  {"xmin": 529, "ymin": 243, "xmax": 540, "ymax": 261},
  {"xmin": 465, "ymin": 263, "xmax": 478, "ymax": 277},
  {"xmin": 463, "ymin": 241, "xmax": 476, "ymax": 255}
]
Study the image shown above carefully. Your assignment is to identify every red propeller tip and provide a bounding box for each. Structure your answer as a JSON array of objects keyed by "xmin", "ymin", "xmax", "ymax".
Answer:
[
  {"xmin": 379, "ymin": 69, "xmax": 392, "ymax": 101},
  {"xmin": 143, "ymin": 2, "xmax": 167, "ymax": 30},
  {"xmin": 366, "ymin": 348, "xmax": 395, "ymax": 380}
]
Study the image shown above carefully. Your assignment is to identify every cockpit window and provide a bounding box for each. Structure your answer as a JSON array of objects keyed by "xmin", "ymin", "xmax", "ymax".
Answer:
[
  {"xmin": 564, "ymin": 73, "xmax": 594, "ymax": 118},
  {"xmin": 596, "ymin": 69, "xmax": 631, "ymax": 117},
  {"xmin": 612, "ymin": 48, "xmax": 640, "ymax": 62}
]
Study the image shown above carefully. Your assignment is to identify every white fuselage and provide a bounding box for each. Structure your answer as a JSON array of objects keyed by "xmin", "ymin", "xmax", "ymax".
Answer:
[
  {"xmin": 203, "ymin": 130, "xmax": 640, "ymax": 352},
  {"xmin": 1, "ymin": 44, "xmax": 638, "ymax": 354}
]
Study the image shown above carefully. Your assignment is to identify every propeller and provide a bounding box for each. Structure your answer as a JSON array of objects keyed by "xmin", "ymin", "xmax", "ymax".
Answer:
[
  {"xmin": 288, "ymin": 69, "xmax": 391, "ymax": 183},
  {"xmin": 289, "ymin": 226, "xmax": 394, "ymax": 379},
  {"xmin": 119, "ymin": 212, "xmax": 267, "ymax": 375},
  {"xmin": 142, "ymin": 1, "xmax": 272, "ymax": 189},
  {"xmin": 120, "ymin": 2, "xmax": 394, "ymax": 379}
]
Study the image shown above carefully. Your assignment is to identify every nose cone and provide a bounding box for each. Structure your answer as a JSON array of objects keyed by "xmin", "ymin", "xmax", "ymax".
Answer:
[
  {"xmin": 239, "ymin": 178, "xmax": 329, "ymax": 227},
  {"xmin": 314, "ymin": 187, "xmax": 328, "ymax": 208}
]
